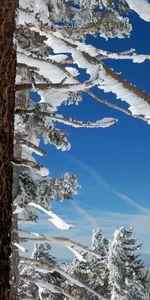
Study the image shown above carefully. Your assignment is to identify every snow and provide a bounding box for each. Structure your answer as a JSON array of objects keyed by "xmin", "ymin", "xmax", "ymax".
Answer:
[
  {"xmin": 48, "ymin": 217, "xmax": 73, "ymax": 230},
  {"xmin": 36, "ymin": 167, "xmax": 49, "ymax": 177},
  {"xmin": 13, "ymin": 206, "xmax": 25, "ymax": 214},
  {"xmin": 39, "ymin": 89, "xmax": 69, "ymax": 110},
  {"xmin": 55, "ymin": 267, "xmax": 108, "ymax": 300},
  {"xmin": 14, "ymin": 242, "xmax": 27, "ymax": 253},
  {"xmin": 15, "ymin": 74, "xmax": 22, "ymax": 84},
  {"xmin": 28, "ymin": 202, "xmax": 73, "ymax": 230},
  {"xmin": 22, "ymin": 144, "xmax": 44, "ymax": 156},
  {"xmin": 17, "ymin": 52, "xmax": 76, "ymax": 84},
  {"xmin": 105, "ymin": 53, "xmax": 150, "ymax": 63},
  {"xmin": 48, "ymin": 54, "xmax": 68, "ymax": 63},
  {"xmin": 52, "ymin": 114, "xmax": 117, "ymax": 128},
  {"xmin": 65, "ymin": 67, "xmax": 79, "ymax": 77},
  {"xmin": 98, "ymin": 65, "xmax": 150, "ymax": 122},
  {"xmin": 18, "ymin": 0, "xmax": 51, "ymax": 25},
  {"xmin": 29, "ymin": 27, "xmax": 99, "ymax": 81},
  {"xmin": 14, "ymin": 114, "xmax": 26, "ymax": 134},
  {"xmin": 126, "ymin": 0, "xmax": 150, "ymax": 22},
  {"xmin": 67, "ymin": 246, "xmax": 86, "ymax": 262}
]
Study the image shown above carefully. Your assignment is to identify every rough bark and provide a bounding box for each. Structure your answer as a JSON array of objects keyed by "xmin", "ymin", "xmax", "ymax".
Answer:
[{"xmin": 0, "ymin": 1, "xmax": 17, "ymax": 299}]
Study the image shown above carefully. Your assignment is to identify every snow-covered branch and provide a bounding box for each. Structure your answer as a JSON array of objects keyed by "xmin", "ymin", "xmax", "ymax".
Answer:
[
  {"xmin": 28, "ymin": 203, "xmax": 73, "ymax": 230},
  {"xmin": 86, "ymin": 90, "xmax": 145, "ymax": 122},
  {"xmin": 17, "ymin": 229, "xmax": 105, "ymax": 260},
  {"xmin": 15, "ymin": 80, "xmax": 98, "ymax": 92},
  {"xmin": 19, "ymin": 140, "xmax": 47, "ymax": 156},
  {"xmin": 13, "ymin": 243, "xmax": 28, "ymax": 253},
  {"xmin": 19, "ymin": 274, "xmax": 77, "ymax": 300},
  {"xmin": 126, "ymin": 0, "xmax": 150, "ymax": 22},
  {"xmin": 19, "ymin": 257, "xmax": 108, "ymax": 300},
  {"xmin": 15, "ymin": 108, "xmax": 117, "ymax": 128},
  {"xmin": 12, "ymin": 158, "xmax": 49, "ymax": 176}
]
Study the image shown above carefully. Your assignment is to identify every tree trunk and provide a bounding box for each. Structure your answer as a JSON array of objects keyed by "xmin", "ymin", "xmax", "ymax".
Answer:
[{"xmin": 0, "ymin": 1, "xmax": 17, "ymax": 299}]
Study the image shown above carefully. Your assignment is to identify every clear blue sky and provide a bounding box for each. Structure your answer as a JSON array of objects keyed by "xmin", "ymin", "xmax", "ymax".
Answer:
[{"xmin": 30, "ymin": 12, "xmax": 150, "ymax": 264}]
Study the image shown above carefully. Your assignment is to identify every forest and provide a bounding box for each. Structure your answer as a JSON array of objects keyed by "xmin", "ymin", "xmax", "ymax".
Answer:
[{"xmin": 0, "ymin": 0, "xmax": 150, "ymax": 299}]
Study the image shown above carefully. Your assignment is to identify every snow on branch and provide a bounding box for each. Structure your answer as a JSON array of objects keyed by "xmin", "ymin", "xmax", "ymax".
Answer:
[
  {"xmin": 15, "ymin": 80, "xmax": 98, "ymax": 92},
  {"xmin": 29, "ymin": 25, "xmax": 150, "ymax": 122},
  {"xmin": 19, "ymin": 257, "xmax": 108, "ymax": 300},
  {"xmin": 28, "ymin": 202, "xmax": 73, "ymax": 230},
  {"xmin": 20, "ymin": 139, "xmax": 47, "ymax": 156},
  {"xmin": 86, "ymin": 90, "xmax": 146, "ymax": 122},
  {"xmin": 19, "ymin": 274, "xmax": 77, "ymax": 300},
  {"xmin": 15, "ymin": 108, "xmax": 117, "ymax": 128},
  {"xmin": 17, "ymin": 229, "xmax": 105, "ymax": 260},
  {"xmin": 17, "ymin": 51, "xmax": 76, "ymax": 85},
  {"xmin": 13, "ymin": 242, "xmax": 28, "ymax": 253},
  {"xmin": 12, "ymin": 157, "xmax": 49, "ymax": 176},
  {"xmin": 126, "ymin": 0, "xmax": 150, "ymax": 22},
  {"xmin": 99, "ymin": 63, "xmax": 150, "ymax": 122}
]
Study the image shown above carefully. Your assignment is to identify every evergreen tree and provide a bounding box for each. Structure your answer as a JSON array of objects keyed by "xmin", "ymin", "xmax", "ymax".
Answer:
[
  {"xmin": 14, "ymin": 169, "xmax": 78, "ymax": 222},
  {"xmin": 66, "ymin": 228, "xmax": 110, "ymax": 299},
  {"xmin": 108, "ymin": 227, "xmax": 146, "ymax": 300},
  {"xmin": 18, "ymin": 243, "xmax": 64, "ymax": 299}
]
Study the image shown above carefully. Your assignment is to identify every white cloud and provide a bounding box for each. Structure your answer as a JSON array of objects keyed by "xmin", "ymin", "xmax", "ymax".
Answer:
[{"xmin": 66, "ymin": 154, "xmax": 150, "ymax": 214}]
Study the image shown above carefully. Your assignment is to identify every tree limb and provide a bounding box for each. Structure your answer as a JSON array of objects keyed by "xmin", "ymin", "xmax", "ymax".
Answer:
[
  {"xmin": 19, "ymin": 257, "xmax": 108, "ymax": 300},
  {"xmin": 16, "ymin": 229, "xmax": 105, "ymax": 259},
  {"xmin": 15, "ymin": 108, "xmax": 117, "ymax": 128}
]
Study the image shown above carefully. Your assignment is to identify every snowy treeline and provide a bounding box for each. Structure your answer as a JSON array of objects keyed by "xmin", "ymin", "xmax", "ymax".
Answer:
[
  {"xmin": 16, "ymin": 227, "xmax": 150, "ymax": 299},
  {"xmin": 11, "ymin": 0, "xmax": 150, "ymax": 299}
]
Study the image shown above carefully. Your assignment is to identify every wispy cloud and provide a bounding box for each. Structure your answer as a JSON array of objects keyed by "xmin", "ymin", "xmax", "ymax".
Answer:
[
  {"xmin": 66, "ymin": 154, "xmax": 149, "ymax": 214},
  {"xmin": 113, "ymin": 190, "xmax": 149, "ymax": 214},
  {"xmin": 70, "ymin": 200, "xmax": 98, "ymax": 228}
]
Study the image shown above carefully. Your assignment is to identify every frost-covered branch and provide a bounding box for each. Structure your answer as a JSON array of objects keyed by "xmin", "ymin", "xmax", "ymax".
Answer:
[
  {"xmin": 12, "ymin": 157, "xmax": 41, "ymax": 170},
  {"xmin": 126, "ymin": 0, "xmax": 150, "ymax": 22},
  {"xmin": 15, "ymin": 80, "xmax": 98, "ymax": 92},
  {"xmin": 19, "ymin": 274, "xmax": 77, "ymax": 300},
  {"xmin": 15, "ymin": 108, "xmax": 117, "ymax": 128},
  {"xmin": 28, "ymin": 202, "xmax": 73, "ymax": 230},
  {"xmin": 86, "ymin": 90, "xmax": 145, "ymax": 122},
  {"xmin": 31, "ymin": 25, "xmax": 150, "ymax": 121},
  {"xmin": 19, "ymin": 257, "xmax": 108, "ymax": 300},
  {"xmin": 17, "ymin": 229, "xmax": 105, "ymax": 259},
  {"xmin": 12, "ymin": 158, "xmax": 49, "ymax": 176},
  {"xmin": 19, "ymin": 139, "xmax": 47, "ymax": 156},
  {"xmin": 13, "ymin": 243, "xmax": 28, "ymax": 253}
]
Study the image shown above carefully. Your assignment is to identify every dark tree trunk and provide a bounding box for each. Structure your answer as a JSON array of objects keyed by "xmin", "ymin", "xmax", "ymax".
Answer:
[{"xmin": 0, "ymin": 1, "xmax": 17, "ymax": 299}]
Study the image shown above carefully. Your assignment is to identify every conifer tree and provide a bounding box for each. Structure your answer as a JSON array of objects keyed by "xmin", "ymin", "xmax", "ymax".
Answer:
[
  {"xmin": 66, "ymin": 228, "xmax": 110, "ymax": 299},
  {"xmin": 108, "ymin": 227, "xmax": 146, "ymax": 300}
]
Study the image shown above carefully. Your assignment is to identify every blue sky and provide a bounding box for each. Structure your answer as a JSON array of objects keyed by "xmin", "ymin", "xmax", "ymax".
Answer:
[{"xmin": 28, "ymin": 11, "xmax": 150, "ymax": 264}]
